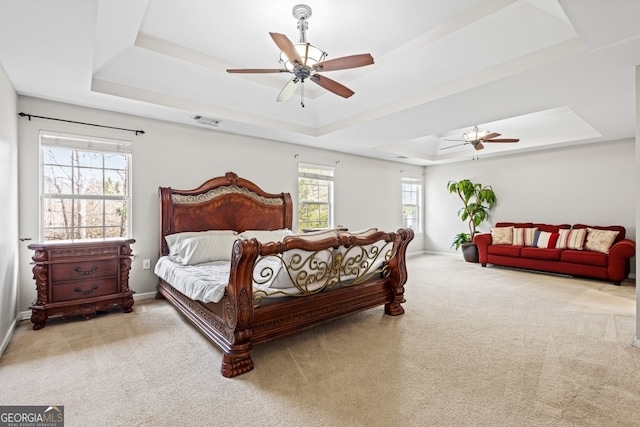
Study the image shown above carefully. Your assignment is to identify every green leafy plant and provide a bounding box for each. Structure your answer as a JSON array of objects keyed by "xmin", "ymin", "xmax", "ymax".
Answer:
[{"xmin": 447, "ymin": 179, "xmax": 497, "ymax": 250}]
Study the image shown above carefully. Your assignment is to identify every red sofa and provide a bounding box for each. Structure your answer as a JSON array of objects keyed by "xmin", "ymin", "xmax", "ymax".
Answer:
[{"xmin": 473, "ymin": 222, "xmax": 636, "ymax": 285}]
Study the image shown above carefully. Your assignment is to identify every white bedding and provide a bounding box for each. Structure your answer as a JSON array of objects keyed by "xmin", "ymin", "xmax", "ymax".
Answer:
[
  {"xmin": 155, "ymin": 257, "xmax": 231, "ymax": 303},
  {"xmin": 155, "ymin": 255, "xmax": 287, "ymax": 303}
]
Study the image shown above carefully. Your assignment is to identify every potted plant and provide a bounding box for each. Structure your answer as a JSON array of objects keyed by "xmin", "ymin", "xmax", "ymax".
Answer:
[{"xmin": 447, "ymin": 179, "xmax": 497, "ymax": 262}]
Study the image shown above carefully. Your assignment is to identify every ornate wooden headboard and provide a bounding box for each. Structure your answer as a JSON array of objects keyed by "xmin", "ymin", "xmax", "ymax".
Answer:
[{"xmin": 158, "ymin": 172, "xmax": 293, "ymax": 256}]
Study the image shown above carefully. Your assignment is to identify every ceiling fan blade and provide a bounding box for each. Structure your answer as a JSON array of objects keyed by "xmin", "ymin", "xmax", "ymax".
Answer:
[
  {"xmin": 481, "ymin": 132, "xmax": 501, "ymax": 140},
  {"xmin": 269, "ymin": 32, "xmax": 303, "ymax": 65},
  {"xmin": 439, "ymin": 143, "xmax": 469, "ymax": 150},
  {"xmin": 474, "ymin": 142, "xmax": 485, "ymax": 150},
  {"xmin": 485, "ymin": 138, "xmax": 520, "ymax": 143},
  {"xmin": 310, "ymin": 74, "xmax": 354, "ymax": 98},
  {"xmin": 277, "ymin": 78, "xmax": 300, "ymax": 102},
  {"xmin": 227, "ymin": 68, "xmax": 289, "ymax": 74},
  {"xmin": 312, "ymin": 54, "xmax": 374, "ymax": 72}
]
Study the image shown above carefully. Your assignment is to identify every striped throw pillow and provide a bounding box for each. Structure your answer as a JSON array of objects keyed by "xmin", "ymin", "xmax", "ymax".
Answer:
[
  {"xmin": 556, "ymin": 228, "xmax": 587, "ymax": 250},
  {"xmin": 512, "ymin": 227, "xmax": 538, "ymax": 246},
  {"xmin": 534, "ymin": 231, "xmax": 559, "ymax": 248}
]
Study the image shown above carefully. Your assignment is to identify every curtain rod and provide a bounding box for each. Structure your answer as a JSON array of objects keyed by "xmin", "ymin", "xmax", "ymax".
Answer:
[{"xmin": 18, "ymin": 112, "xmax": 145, "ymax": 135}]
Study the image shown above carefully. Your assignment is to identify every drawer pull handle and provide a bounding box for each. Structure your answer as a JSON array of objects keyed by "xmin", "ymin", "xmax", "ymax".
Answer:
[
  {"xmin": 74, "ymin": 284, "xmax": 99, "ymax": 295},
  {"xmin": 74, "ymin": 265, "xmax": 98, "ymax": 275}
]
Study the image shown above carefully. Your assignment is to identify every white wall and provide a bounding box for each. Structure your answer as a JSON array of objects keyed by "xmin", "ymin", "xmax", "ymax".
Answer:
[
  {"xmin": 425, "ymin": 140, "xmax": 636, "ymax": 263},
  {"xmin": 0, "ymin": 62, "xmax": 19, "ymax": 355},
  {"xmin": 635, "ymin": 64, "xmax": 639, "ymax": 347},
  {"xmin": 16, "ymin": 96, "xmax": 425, "ymax": 311}
]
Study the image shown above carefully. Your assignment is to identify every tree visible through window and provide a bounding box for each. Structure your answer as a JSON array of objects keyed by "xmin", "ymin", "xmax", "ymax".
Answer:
[
  {"xmin": 402, "ymin": 177, "xmax": 422, "ymax": 232},
  {"xmin": 298, "ymin": 164, "xmax": 334, "ymax": 232},
  {"xmin": 40, "ymin": 132, "xmax": 132, "ymax": 241}
]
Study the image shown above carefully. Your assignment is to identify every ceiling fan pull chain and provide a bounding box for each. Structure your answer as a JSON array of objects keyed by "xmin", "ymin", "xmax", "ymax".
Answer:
[{"xmin": 300, "ymin": 82, "xmax": 305, "ymax": 108}]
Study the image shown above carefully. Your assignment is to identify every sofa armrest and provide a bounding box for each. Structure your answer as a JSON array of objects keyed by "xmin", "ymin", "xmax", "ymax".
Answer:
[
  {"xmin": 607, "ymin": 239, "xmax": 636, "ymax": 283},
  {"xmin": 473, "ymin": 233, "xmax": 492, "ymax": 266}
]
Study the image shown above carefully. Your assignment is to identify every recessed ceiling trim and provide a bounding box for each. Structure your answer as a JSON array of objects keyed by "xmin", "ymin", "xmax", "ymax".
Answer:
[
  {"xmin": 91, "ymin": 78, "xmax": 317, "ymax": 136},
  {"xmin": 316, "ymin": 37, "xmax": 586, "ymax": 137}
]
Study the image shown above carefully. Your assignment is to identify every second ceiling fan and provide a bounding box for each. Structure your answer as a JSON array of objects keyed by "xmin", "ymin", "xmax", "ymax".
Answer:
[
  {"xmin": 441, "ymin": 126, "xmax": 520, "ymax": 151},
  {"xmin": 226, "ymin": 4, "xmax": 374, "ymax": 106}
]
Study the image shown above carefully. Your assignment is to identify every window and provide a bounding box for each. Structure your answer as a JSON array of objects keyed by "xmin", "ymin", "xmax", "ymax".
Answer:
[
  {"xmin": 298, "ymin": 164, "xmax": 334, "ymax": 232},
  {"xmin": 402, "ymin": 177, "xmax": 422, "ymax": 232},
  {"xmin": 40, "ymin": 131, "xmax": 132, "ymax": 241}
]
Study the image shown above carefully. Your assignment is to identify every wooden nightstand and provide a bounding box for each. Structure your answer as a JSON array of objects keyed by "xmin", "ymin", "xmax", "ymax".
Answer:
[{"xmin": 28, "ymin": 239, "xmax": 135, "ymax": 330}]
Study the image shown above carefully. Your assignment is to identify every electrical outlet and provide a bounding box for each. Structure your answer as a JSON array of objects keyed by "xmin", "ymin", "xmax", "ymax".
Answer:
[{"xmin": 142, "ymin": 259, "xmax": 151, "ymax": 270}]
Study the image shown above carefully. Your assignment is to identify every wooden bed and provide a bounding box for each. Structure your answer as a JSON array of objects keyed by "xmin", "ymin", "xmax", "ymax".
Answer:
[{"xmin": 156, "ymin": 172, "xmax": 414, "ymax": 377}]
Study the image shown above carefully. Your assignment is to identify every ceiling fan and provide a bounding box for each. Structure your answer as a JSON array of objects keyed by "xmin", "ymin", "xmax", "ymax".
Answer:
[
  {"xmin": 226, "ymin": 4, "xmax": 374, "ymax": 106},
  {"xmin": 441, "ymin": 126, "xmax": 520, "ymax": 151}
]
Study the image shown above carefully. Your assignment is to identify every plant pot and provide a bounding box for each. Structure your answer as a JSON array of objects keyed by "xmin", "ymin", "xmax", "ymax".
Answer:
[{"xmin": 461, "ymin": 242, "xmax": 479, "ymax": 263}]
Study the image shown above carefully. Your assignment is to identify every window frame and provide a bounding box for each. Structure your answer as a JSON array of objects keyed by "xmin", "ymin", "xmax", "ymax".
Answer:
[
  {"xmin": 297, "ymin": 163, "xmax": 334, "ymax": 232},
  {"xmin": 39, "ymin": 131, "xmax": 132, "ymax": 242},
  {"xmin": 402, "ymin": 177, "xmax": 422, "ymax": 233}
]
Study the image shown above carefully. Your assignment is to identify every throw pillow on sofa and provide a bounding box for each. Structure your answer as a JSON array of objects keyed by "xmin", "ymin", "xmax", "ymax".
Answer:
[
  {"xmin": 584, "ymin": 228, "xmax": 619, "ymax": 254},
  {"xmin": 512, "ymin": 227, "xmax": 538, "ymax": 246},
  {"xmin": 490, "ymin": 226, "xmax": 513, "ymax": 245},
  {"xmin": 555, "ymin": 228, "xmax": 587, "ymax": 250},
  {"xmin": 533, "ymin": 230, "xmax": 559, "ymax": 248}
]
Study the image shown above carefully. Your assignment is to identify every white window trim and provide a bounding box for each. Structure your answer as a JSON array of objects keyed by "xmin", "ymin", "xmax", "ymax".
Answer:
[
  {"xmin": 39, "ymin": 130, "xmax": 132, "ymax": 241},
  {"xmin": 297, "ymin": 163, "xmax": 334, "ymax": 232},
  {"xmin": 402, "ymin": 177, "xmax": 422, "ymax": 233}
]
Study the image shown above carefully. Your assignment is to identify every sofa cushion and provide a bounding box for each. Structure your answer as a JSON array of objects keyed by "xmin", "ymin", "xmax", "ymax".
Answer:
[
  {"xmin": 487, "ymin": 244, "xmax": 522, "ymax": 257},
  {"xmin": 560, "ymin": 249, "xmax": 608, "ymax": 267},
  {"xmin": 583, "ymin": 228, "xmax": 619, "ymax": 254},
  {"xmin": 512, "ymin": 227, "xmax": 538, "ymax": 246},
  {"xmin": 556, "ymin": 228, "xmax": 587, "ymax": 250},
  {"xmin": 490, "ymin": 226, "xmax": 513, "ymax": 245},
  {"xmin": 520, "ymin": 247, "xmax": 562, "ymax": 261}
]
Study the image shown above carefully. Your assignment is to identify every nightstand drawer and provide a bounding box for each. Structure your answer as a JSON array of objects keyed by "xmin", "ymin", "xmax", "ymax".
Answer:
[
  {"xmin": 52, "ymin": 278, "xmax": 119, "ymax": 302},
  {"xmin": 51, "ymin": 260, "xmax": 118, "ymax": 282}
]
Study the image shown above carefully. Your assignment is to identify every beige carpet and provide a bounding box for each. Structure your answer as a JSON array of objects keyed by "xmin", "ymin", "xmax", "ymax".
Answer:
[{"xmin": 1, "ymin": 254, "xmax": 639, "ymax": 426}]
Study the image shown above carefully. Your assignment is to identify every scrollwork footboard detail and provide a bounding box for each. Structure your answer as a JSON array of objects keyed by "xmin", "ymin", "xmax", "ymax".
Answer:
[{"xmin": 251, "ymin": 239, "xmax": 395, "ymax": 307}]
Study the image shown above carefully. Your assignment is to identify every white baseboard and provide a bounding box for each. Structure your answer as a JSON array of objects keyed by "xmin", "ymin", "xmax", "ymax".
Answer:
[
  {"xmin": 134, "ymin": 291, "xmax": 158, "ymax": 301},
  {"xmin": 0, "ymin": 315, "xmax": 21, "ymax": 359}
]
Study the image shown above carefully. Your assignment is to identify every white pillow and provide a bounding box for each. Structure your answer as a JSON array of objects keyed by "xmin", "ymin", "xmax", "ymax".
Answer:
[
  {"xmin": 169, "ymin": 234, "xmax": 239, "ymax": 265},
  {"xmin": 165, "ymin": 230, "xmax": 237, "ymax": 256},
  {"xmin": 239, "ymin": 229, "xmax": 293, "ymax": 242}
]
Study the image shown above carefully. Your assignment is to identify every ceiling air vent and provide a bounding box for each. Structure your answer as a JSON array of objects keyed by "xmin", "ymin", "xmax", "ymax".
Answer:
[{"xmin": 192, "ymin": 115, "xmax": 220, "ymax": 127}]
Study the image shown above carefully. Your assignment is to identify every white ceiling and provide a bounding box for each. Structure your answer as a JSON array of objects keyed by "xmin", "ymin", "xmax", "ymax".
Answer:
[{"xmin": 1, "ymin": 0, "xmax": 639, "ymax": 165}]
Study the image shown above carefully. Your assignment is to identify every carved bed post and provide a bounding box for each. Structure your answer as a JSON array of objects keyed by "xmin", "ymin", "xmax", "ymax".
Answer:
[
  {"xmin": 385, "ymin": 228, "xmax": 414, "ymax": 316},
  {"xmin": 220, "ymin": 238, "xmax": 260, "ymax": 377}
]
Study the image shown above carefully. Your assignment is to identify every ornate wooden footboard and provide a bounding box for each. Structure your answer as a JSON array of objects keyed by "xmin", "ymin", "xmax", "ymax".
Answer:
[{"xmin": 157, "ymin": 172, "xmax": 414, "ymax": 377}]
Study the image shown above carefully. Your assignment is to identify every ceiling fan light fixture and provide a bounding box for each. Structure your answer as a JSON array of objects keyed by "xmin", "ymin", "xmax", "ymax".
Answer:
[
  {"xmin": 280, "ymin": 43, "xmax": 327, "ymax": 71},
  {"xmin": 463, "ymin": 126, "xmax": 489, "ymax": 143}
]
